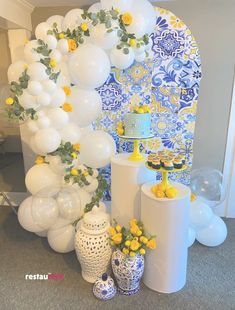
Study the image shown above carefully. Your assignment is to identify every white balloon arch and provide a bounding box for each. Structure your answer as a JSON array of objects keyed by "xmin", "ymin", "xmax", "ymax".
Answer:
[{"xmin": 5, "ymin": 0, "xmax": 156, "ymax": 253}]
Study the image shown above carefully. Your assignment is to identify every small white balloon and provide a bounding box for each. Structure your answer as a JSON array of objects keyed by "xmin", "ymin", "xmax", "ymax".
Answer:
[
  {"xmin": 44, "ymin": 35, "xmax": 58, "ymax": 50},
  {"xmin": 7, "ymin": 61, "xmax": 27, "ymax": 83},
  {"xmin": 47, "ymin": 108, "xmax": 69, "ymax": 129},
  {"xmin": 88, "ymin": 2, "xmax": 102, "ymax": 13},
  {"xmin": 62, "ymin": 9, "xmax": 83, "ymax": 31},
  {"xmin": 36, "ymin": 92, "xmax": 51, "ymax": 106},
  {"xmin": 27, "ymin": 120, "xmax": 39, "ymax": 133},
  {"xmin": 101, "ymin": 0, "xmax": 133, "ymax": 12},
  {"xmin": 24, "ymin": 40, "xmax": 41, "ymax": 63},
  {"xmin": 90, "ymin": 23, "xmax": 119, "ymax": 50},
  {"xmin": 28, "ymin": 80, "xmax": 43, "ymax": 96},
  {"xmin": 25, "ymin": 164, "xmax": 61, "ymax": 196},
  {"xmin": 85, "ymin": 178, "xmax": 99, "ymax": 193},
  {"xmin": 188, "ymin": 227, "xmax": 196, "ymax": 247},
  {"xmin": 110, "ymin": 47, "xmax": 135, "ymax": 70},
  {"xmin": 34, "ymin": 127, "xmax": 61, "ymax": 154},
  {"xmin": 57, "ymin": 187, "xmax": 82, "ymax": 221},
  {"xmin": 190, "ymin": 198, "xmax": 214, "ymax": 229},
  {"xmin": 18, "ymin": 91, "xmax": 38, "ymax": 109},
  {"xmin": 57, "ymin": 39, "xmax": 69, "ymax": 54},
  {"xmin": 50, "ymin": 49, "xmax": 62, "ymax": 62},
  {"xmin": 47, "ymin": 15, "xmax": 64, "ymax": 32},
  {"xmin": 37, "ymin": 116, "xmax": 51, "ymax": 129},
  {"xmin": 42, "ymin": 79, "xmax": 57, "ymax": 94},
  {"xmin": 47, "ymin": 224, "xmax": 75, "ymax": 253},
  {"xmin": 196, "ymin": 216, "xmax": 227, "ymax": 247},
  {"xmin": 35, "ymin": 22, "xmax": 50, "ymax": 40},
  {"xmin": 28, "ymin": 63, "xmax": 48, "ymax": 81},
  {"xmin": 50, "ymin": 88, "xmax": 66, "ymax": 107},
  {"xmin": 59, "ymin": 123, "xmax": 81, "ymax": 144}
]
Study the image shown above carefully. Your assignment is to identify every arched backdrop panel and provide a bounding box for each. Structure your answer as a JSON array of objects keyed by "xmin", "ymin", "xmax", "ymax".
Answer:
[{"xmin": 93, "ymin": 7, "xmax": 202, "ymax": 200}]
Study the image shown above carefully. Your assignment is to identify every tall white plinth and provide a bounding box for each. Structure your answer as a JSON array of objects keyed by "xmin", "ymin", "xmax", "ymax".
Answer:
[
  {"xmin": 111, "ymin": 154, "xmax": 155, "ymax": 227},
  {"xmin": 141, "ymin": 182, "xmax": 191, "ymax": 293}
]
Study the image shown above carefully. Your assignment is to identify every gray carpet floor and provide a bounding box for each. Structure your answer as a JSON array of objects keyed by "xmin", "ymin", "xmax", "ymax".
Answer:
[{"xmin": 0, "ymin": 206, "xmax": 234, "ymax": 310}]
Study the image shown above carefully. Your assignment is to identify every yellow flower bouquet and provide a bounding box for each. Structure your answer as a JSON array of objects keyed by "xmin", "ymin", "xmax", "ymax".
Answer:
[{"xmin": 108, "ymin": 219, "xmax": 156, "ymax": 257}]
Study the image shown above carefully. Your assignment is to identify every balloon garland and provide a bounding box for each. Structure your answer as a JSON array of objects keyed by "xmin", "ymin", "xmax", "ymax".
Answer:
[{"xmin": 5, "ymin": 0, "xmax": 156, "ymax": 253}]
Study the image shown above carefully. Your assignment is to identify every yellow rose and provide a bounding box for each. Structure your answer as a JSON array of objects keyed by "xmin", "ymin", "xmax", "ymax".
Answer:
[
  {"xmin": 125, "ymin": 240, "xmax": 131, "ymax": 247},
  {"xmin": 70, "ymin": 168, "xmax": 78, "ymax": 176},
  {"xmin": 112, "ymin": 233, "xmax": 122, "ymax": 245},
  {"xmin": 115, "ymin": 225, "xmax": 122, "ymax": 232},
  {"xmin": 130, "ymin": 225, "xmax": 139, "ymax": 235},
  {"xmin": 139, "ymin": 248, "xmax": 146, "ymax": 255},
  {"xmin": 35, "ymin": 156, "xmax": 44, "ymax": 165},
  {"xmin": 122, "ymin": 12, "xmax": 133, "ymax": 26},
  {"xmin": 5, "ymin": 97, "xmax": 14, "ymax": 105},
  {"xmin": 140, "ymin": 236, "xmax": 148, "ymax": 244},
  {"xmin": 59, "ymin": 32, "xmax": 65, "ymax": 39},
  {"xmin": 122, "ymin": 248, "xmax": 129, "ymax": 255},
  {"xmin": 80, "ymin": 23, "xmax": 88, "ymax": 32},
  {"xmin": 72, "ymin": 143, "xmax": 80, "ymax": 152},
  {"xmin": 108, "ymin": 227, "xmax": 116, "ymax": 236},
  {"xmin": 136, "ymin": 230, "xmax": 142, "ymax": 237},
  {"xmin": 129, "ymin": 219, "xmax": 137, "ymax": 227},
  {"xmin": 62, "ymin": 102, "xmax": 73, "ymax": 112},
  {"xmin": 129, "ymin": 38, "xmax": 136, "ymax": 47},
  {"xmin": 147, "ymin": 239, "xmax": 157, "ymax": 250},
  {"xmin": 130, "ymin": 239, "xmax": 140, "ymax": 251},
  {"xmin": 68, "ymin": 39, "xmax": 77, "ymax": 52},
  {"xmin": 63, "ymin": 86, "xmax": 71, "ymax": 96},
  {"xmin": 129, "ymin": 251, "xmax": 135, "ymax": 257},
  {"xmin": 71, "ymin": 152, "xmax": 77, "ymax": 159},
  {"xmin": 49, "ymin": 59, "xmax": 57, "ymax": 68}
]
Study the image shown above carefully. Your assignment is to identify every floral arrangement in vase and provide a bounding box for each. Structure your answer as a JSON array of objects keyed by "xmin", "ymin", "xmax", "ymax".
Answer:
[{"xmin": 109, "ymin": 219, "xmax": 156, "ymax": 295}]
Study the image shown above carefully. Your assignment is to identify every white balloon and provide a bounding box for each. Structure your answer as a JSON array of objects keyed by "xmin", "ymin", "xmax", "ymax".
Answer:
[
  {"xmin": 31, "ymin": 196, "xmax": 59, "ymax": 230},
  {"xmin": 80, "ymin": 125, "xmax": 93, "ymax": 138},
  {"xmin": 47, "ymin": 155, "xmax": 76, "ymax": 175},
  {"xmin": 69, "ymin": 88, "xmax": 102, "ymax": 127},
  {"xmin": 55, "ymin": 61, "xmax": 71, "ymax": 83},
  {"xmin": 25, "ymin": 164, "xmax": 61, "ymax": 196},
  {"xmin": 27, "ymin": 63, "xmax": 48, "ymax": 81},
  {"xmin": 59, "ymin": 123, "xmax": 81, "ymax": 144},
  {"xmin": 88, "ymin": 2, "xmax": 102, "ymax": 13},
  {"xmin": 84, "ymin": 178, "xmax": 99, "ymax": 193},
  {"xmin": 190, "ymin": 198, "xmax": 214, "ymax": 229},
  {"xmin": 62, "ymin": 9, "xmax": 83, "ymax": 31},
  {"xmin": 196, "ymin": 216, "xmax": 227, "ymax": 247},
  {"xmin": 47, "ymin": 108, "xmax": 69, "ymax": 129},
  {"xmin": 28, "ymin": 81, "xmax": 43, "ymax": 96},
  {"xmin": 57, "ymin": 187, "xmax": 82, "ymax": 221},
  {"xmin": 27, "ymin": 120, "xmax": 39, "ymax": 133},
  {"xmin": 30, "ymin": 135, "xmax": 47, "ymax": 155},
  {"xmin": 18, "ymin": 197, "xmax": 44, "ymax": 233},
  {"xmin": 57, "ymin": 39, "xmax": 69, "ymax": 54},
  {"xmin": 44, "ymin": 35, "xmax": 58, "ymax": 50},
  {"xmin": 35, "ymin": 22, "xmax": 50, "ymax": 40},
  {"xmin": 110, "ymin": 47, "xmax": 134, "ymax": 69},
  {"xmin": 101, "ymin": 0, "xmax": 133, "ymax": 12},
  {"xmin": 7, "ymin": 61, "xmax": 27, "ymax": 83},
  {"xmin": 34, "ymin": 128, "xmax": 61, "ymax": 154},
  {"xmin": 49, "ymin": 217, "xmax": 71, "ymax": 230},
  {"xmin": 18, "ymin": 90, "xmax": 38, "ymax": 109},
  {"xmin": 90, "ymin": 23, "xmax": 119, "ymax": 50},
  {"xmin": 77, "ymin": 188, "xmax": 91, "ymax": 212},
  {"xmin": 188, "ymin": 227, "xmax": 196, "ymax": 247},
  {"xmin": 47, "ymin": 224, "xmax": 75, "ymax": 253},
  {"xmin": 24, "ymin": 40, "xmax": 41, "ymax": 63},
  {"xmin": 50, "ymin": 88, "xmax": 66, "ymax": 107},
  {"xmin": 50, "ymin": 49, "xmax": 62, "ymax": 62},
  {"xmin": 36, "ymin": 92, "xmax": 51, "ymax": 106},
  {"xmin": 69, "ymin": 43, "xmax": 110, "ymax": 89},
  {"xmin": 36, "ymin": 116, "xmax": 51, "ymax": 129},
  {"xmin": 47, "ymin": 15, "xmax": 64, "ymax": 32},
  {"xmin": 80, "ymin": 130, "xmax": 116, "ymax": 168},
  {"xmin": 35, "ymin": 230, "xmax": 48, "ymax": 237},
  {"xmin": 42, "ymin": 79, "xmax": 57, "ymax": 94},
  {"xmin": 135, "ymin": 52, "xmax": 146, "ymax": 62}
]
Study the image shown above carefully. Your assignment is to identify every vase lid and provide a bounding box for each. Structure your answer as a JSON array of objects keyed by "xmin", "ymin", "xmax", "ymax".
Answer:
[{"xmin": 81, "ymin": 205, "xmax": 110, "ymax": 233}]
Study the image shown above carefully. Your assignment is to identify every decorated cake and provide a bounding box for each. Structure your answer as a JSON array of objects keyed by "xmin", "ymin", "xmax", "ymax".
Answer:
[{"xmin": 117, "ymin": 105, "xmax": 151, "ymax": 138}]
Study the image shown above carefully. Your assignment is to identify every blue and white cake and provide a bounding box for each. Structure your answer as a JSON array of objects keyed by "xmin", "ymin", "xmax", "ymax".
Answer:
[{"xmin": 124, "ymin": 113, "xmax": 151, "ymax": 138}]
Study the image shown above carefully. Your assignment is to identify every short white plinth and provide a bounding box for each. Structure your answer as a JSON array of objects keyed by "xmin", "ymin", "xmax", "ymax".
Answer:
[
  {"xmin": 141, "ymin": 182, "xmax": 191, "ymax": 293},
  {"xmin": 111, "ymin": 153, "xmax": 155, "ymax": 227}
]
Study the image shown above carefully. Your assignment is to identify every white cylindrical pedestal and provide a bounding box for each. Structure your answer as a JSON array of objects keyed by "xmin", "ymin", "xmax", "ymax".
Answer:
[
  {"xmin": 111, "ymin": 154, "xmax": 155, "ymax": 227},
  {"xmin": 141, "ymin": 182, "xmax": 191, "ymax": 293}
]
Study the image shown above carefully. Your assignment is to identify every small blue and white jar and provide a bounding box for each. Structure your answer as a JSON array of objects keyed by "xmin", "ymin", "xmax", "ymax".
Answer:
[
  {"xmin": 111, "ymin": 249, "xmax": 145, "ymax": 295},
  {"xmin": 93, "ymin": 273, "xmax": 117, "ymax": 301}
]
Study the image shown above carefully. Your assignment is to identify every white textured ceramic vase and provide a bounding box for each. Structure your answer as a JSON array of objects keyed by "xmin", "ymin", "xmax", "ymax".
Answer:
[{"xmin": 75, "ymin": 206, "xmax": 112, "ymax": 283}]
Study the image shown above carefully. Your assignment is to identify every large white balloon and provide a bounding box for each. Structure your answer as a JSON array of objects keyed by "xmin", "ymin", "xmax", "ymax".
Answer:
[
  {"xmin": 35, "ymin": 22, "xmax": 50, "ymax": 40},
  {"xmin": 42, "ymin": 80, "xmax": 57, "ymax": 94},
  {"xmin": 188, "ymin": 227, "xmax": 196, "ymax": 247},
  {"xmin": 46, "ymin": 108, "xmax": 69, "ymax": 129},
  {"xmin": 36, "ymin": 92, "xmax": 51, "ymax": 106},
  {"xmin": 69, "ymin": 88, "xmax": 102, "ymax": 127},
  {"xmin": 31, "ymin": 196, "xmax": 59, "ymax": 230},
  {"xmin": 47, "ymin": 15, "xmax": 64, "ymax": 32},
  {"xmin": 27, "ymin": 120, "xmax": 39, "ymax": 133},
  {"xmin": 80, "ymin": 130, "xmax": 116, "ymax": 168},
  {"xmin": 88, "ymin": 2, "xmax": 102, "ymax": 13},
  {"xmin": 190, "ymin": 198, "xmax": 214, "ymax": 229},
  {"xmin": 25, "ymin": 164, "xmax": 61, "ymax": 196},
  {"xmin": 50, "ymin": 87, "xmax": 66, "ymax": 107},
  {"xmin": 57, "ymin": 187, "xmax": 82, "ymax": 221},
  {"xmin": 90, "ymin": 23, "xmax": 119, "ymax": 50},
  {"xmin": 47, "ymin": 224, "xmax": 75, "ymax": 253},
  {"xmin": 57, "ymin": 39, "xmax": 69, "ymax": 55},
  {"xmin": 30, "ymin": 135, "xmax": 46, "ymax": 155},
  {"xmin": 110, "ymin": 47, "xmax": 135, "ymax": 69},
  {"xmin": 62, "ymin": 9, "xmax": 83, "ymax": 31},
  {"xmin": 44, "ymin": 35, "xmax": 58, "ymax": 50},
  {"xmin": 34, "ymin": 128, "xmax": 61, "ymax": 154},
  {"xmin": 69, "ymin": 44, "xmax": 110, "ymax": 89},
  {"xmin": 24, "ymin": 40, "xmax": 41, "ymax": 63},
  {"xmin": 59, "ymin": 123, "xmax": 81, "ymax": 144},
  {"xmin": 18, "ymin": 197, "xmax": 44, "ymax": 233},
  {"xmin": 101, "ymin": 0, "xmax": 133, "ymax": 12},
  {"xmin": 196, "ymin": 216, "xmax": 227, "ymax": 247},
  {"xmin": 36, "ymin": 116, "xmax": 51, "ymax": 129},
  {"xmin": 28, "ymin": 81, "xmax": 43, "ymax": 96},
  {"xmin": 27, "ymin": 63, "xmax": 48, "ymax": 81},
  {"xmin": 7, "ymin": 61, "xmax": 27, "ymax": 83},
  {"xmin": 18, "ymin": 90, "xmax": 38, "ymax": 110}
]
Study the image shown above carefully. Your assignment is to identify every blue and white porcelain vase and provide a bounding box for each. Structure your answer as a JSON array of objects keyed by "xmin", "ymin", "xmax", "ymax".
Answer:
[
  {"xmin": 93, "ymin": 273, "xmax": 117, "ymax": 301},
  {"xmin": 111, "ymin": 249, "xmax": 144, "ymax": 295}
]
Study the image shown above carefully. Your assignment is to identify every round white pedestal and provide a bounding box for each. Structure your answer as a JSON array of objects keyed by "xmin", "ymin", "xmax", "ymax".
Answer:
[
  {"xmin": 111, "ymin": 153, "xmax": 155, "ymax": 227},
  {"xmin": 141, "ymin": 182, "xmax": 191, "ymax": 293}
]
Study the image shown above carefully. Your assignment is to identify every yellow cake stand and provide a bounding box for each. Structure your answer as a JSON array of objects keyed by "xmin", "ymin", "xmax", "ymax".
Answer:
[{"xmin": 118, "ymin": 134, "xmax": 155, "ymax": 162}]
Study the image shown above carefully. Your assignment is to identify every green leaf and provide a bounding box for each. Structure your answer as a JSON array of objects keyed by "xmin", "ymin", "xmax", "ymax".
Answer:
[{"xmin": 123, "ymin": 48, "xmax": 129, "ymax": 54}]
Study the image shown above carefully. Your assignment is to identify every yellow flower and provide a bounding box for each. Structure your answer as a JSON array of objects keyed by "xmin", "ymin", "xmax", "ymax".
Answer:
[
  {"xmin": 68, "ymin": 39, "xmax": 77, "ymax": 52},
  {"xmin": 143, "ymin": 105, "xmax": 150, "ymax": 113},
  {"xmin": 136, "ymin": 230, "xmax": 142, "ymax": 237},
  {"xmin": 140, "ymin": 236, "xmax": 148, "ymax": 244},
  {"xmin": 112, "ymin": 233, "xmax": 122, "ymax": 245},
  {"xmin": 129, "ymin": 38, "xmax": 136, "ymax": 47},
  {"xmin": 191, "ymin": 193, "xmax": 197, "ymax": 202},
  {"xmin": 122, "ymin": 248, "xmax": 129, "ymax": 255},
  {"xmin": 108, "ymin": 227, "xmax": 116, "ymax": 236},
  {"xmin": 63, "ymin": 86, "xmax": 71, "ymax": 96},
  {"xmin": 166, "ymin": 187, "xmax": 178, "ymax": 199},
  {"xmin": 129, "ymin": 219, "xmax": 137, "ymax": 227},
  {"xmin": 5, "ymin": 97, "xmax": 14, "ymax": 105},
  {"xmin": 129, "ymin": 251, "xmax": 135, "ymax": 257},
  {"xmin": 62, "ymin": 102, "xmax": 73, "ymax": 112},
  {"xmin": 117, "ymin": 127, "xmax": 124, "ymax": 136},
  {"xmin": 130, "ymin": 225, "xmax": 139, "ymax": 236},
  {"xmin": 72, "ymin": 143, "xmax": 80, "ymax": 152},
  {"xmin": 115, "ymin": 225, "xmax": 122, "ymax": 232},
  {"xmin": 71, "ymin": 152, "xmax": 77, "ymax": 159},
  {"xmin": 59, "ymin": 32, "xmax": 65, "ymax": 39},
  {"xmin": 125, "ymin": 240, "xmax": 131, "ymax": 247},
  {"xmin": 130, "ymin": 239, "xmax": 140, "ymax": 251},
  {"xmin": 83, "ymin": 170, "xmax": 89, "ymax": 177},
  {"xmin": 35, "ymin": 156, "xmax": 44, "ymax": 165},
  {"xmin": 80, "ymin": 22, "xmax": 88, "ymax": 32},
  {"xmin": 117, "ymin": 121, "xmax": 123, "ymax": 128},
  {"xmin": 70, "ymin": 168, "xmax": 78, "ymax": 176},
  {"xmin": 138, "ymin": 108, "xmax": 144, "ymax": 114},
  {"xmin": 170, "ymin": 16, "xmax": 184, "ymax": 29},
  {"xmin": 114, "ymin": 8, "xmax": 120, "ymax": 14},
  {"xmin": 139, "ymin": 248, "xmax": 146, "ymax": 255},
  {"xmin": 49, "ymin": 59, "xmax": 57, "ymax": 68},
  {"xmin": 147, "ymin": 239, "xmax": 157, "ymax": 250},
  {"xmin": 122, "ymin": 12, "xmax": 133, "ymax": 25}
]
